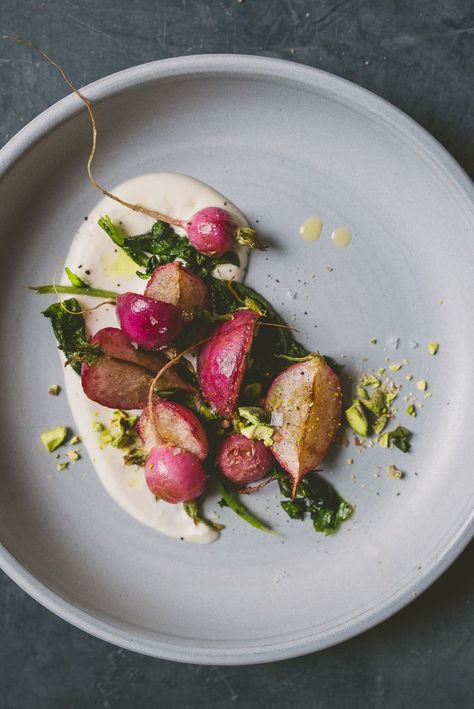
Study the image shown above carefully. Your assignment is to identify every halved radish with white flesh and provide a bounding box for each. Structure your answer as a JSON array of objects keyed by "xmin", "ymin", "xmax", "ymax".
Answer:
[
  {"xmin": 197, "ymin": 309, "xmax": 259, "ymax": 418},
  {"xmin": 90, "ymin": 327, "xmax": 195, "ymax": 394},
  {"xmin": 266, "ymin": 356, "xmax": 342, "ymax": 497},
  {"xmin": 137, "ymin": 399, "xmax": 208, "ymax": 460},
  {"xmin": 81, "ymin": 356, "xmax": 156, "ymax": 410},
  {"xmin": 145, "ymin": 262, "xmax": 211, "ymax": 315}
]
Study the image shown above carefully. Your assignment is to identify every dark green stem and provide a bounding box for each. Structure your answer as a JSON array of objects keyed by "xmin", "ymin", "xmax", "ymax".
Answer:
[
  {"xmin": 216, "ymin": 479, "xmax": 279, "ymax": 536},
  {"xmin": 30, "ymin": 285, "xmax": 119, "ymax": 300}
]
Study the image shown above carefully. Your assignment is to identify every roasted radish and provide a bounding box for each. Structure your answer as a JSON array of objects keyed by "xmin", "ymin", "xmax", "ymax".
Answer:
[
  {"xmin": 81, "ymin": 356, "xmax": 155, "ymax": 410},
  {"xmin": 116, "ymin": 292, "xmax": 182, "ymax": 350},
  {"xmin": 217, "ymin": 434, "xmax": 273, "ymax": 485},
  {"xmin": 266, "ymin": 356, "xmax": 342, "ymax": 495},
  {"xmin": 197, "ymin": 309, "xmax": 259, "ymax": 418},
  {"xmin": 145, "ymin": 445, "xmax": 207, "ymax": 503},
  {"xmin": 145, "ymin": 262, "xmax": 211, "ymax": 316},
  {"xmin": 137, "ymin": 399, "xmax": 208, "ymax": 460},
  {"xmin": 90, "ymin": 327, "xmax": 195, "ymax": 393}
]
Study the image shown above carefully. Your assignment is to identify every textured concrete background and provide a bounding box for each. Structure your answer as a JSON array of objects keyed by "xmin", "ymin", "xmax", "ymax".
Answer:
[{"xmin": 1, "ymin": 1, "xmax": 473, "ymax": 707}]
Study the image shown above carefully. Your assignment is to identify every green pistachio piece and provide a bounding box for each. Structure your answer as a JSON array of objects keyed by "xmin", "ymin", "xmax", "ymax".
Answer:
[
  {"xmin": 361, "ymin": 389, "xmax": 386, "ymax": 415},
  {"xmin": 373, "ymin": 414, "xmax": 390, "ymax": 434},
  {"xmin": 40, "ymin": 426, "xmax": 68, "ymax": 452},
  {"xmin": 387, "ymin": 464, "xmax": 404, "ymax": 479},
  {"xmin": 237, "ymin": 406, "xmax": 269, "ymax": 425},
  {"xmin": 360, "ymin": 375, "xmax": 380, "ymax": 389},
  {"xmin": 345, "ymin": 401, "xmax": 369, "ymax": 437}
]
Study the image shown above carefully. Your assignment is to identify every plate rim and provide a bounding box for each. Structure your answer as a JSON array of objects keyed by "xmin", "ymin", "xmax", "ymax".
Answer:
[{"xmin": 1, "ymin": 53, "xmax": 473, "ymax": 665}]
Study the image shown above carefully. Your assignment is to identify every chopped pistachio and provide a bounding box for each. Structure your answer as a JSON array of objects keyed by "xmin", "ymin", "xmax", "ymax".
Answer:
[
  {"xmin": 56, "ymin": 462, "xmax": 69, "ymax": 471},
  {"xmin": 389, "ymin": 363, "xmax": 402, "ymax": 372},
  {"xmin": 416, "ymin": 380, "xmax": 428, "ymax": 391},
  {"xmin": 373, "ymin": 413, "xmax": 389, "ymax": 435},
  {"xmin": 388, "ymin": 425, "xmax": 412, "ymax": 452},
  {"xmin": 237, "ymin": 407, "xmax": 268, "ymax": 425},
  {"xmin": 40, "ymin": 426, "xmax": 68, "ymax": 452},
  {"xmin": 406, "ymin": 404, "xmax": 417, "ymax": 417},
  {"xmin": 236, "ymin": 407, "xmax": 274, "ymax": 445},
  {"xmin": 346, "ymin": 458, "xmax": 354, "ymax": 465},
  {"xmin": 370, "ymin": 338, "xmax": 378, "ymax": 345},
  {"xmin": 240, "ymin": 423, "xmax": 274, "ymax": 446},
  {"xmin": 345, "ymin": 401, "xmax": 369, "ymax": 437},
  {"xmin": 385, "ymin": 387, "xmax": 400, "ymax": 403},
  {"xmin": 357, "ymin": 385, "xmax": 369, "ymax": 399},
  {"xmin": 405, "ymin": 373, "xmax": 413, "ymax": 381},
  {"xmin": 93, "ymin": 421, "xmax": 106, "ymax": 432},
  {"xmin": 387, "ymin": 464, "xmax": 404, "ymax": 479},
  {"xmin": 360, "ymin": 375, "xmax": 380, "ymax": 388},
  {"xmin": 67, "ymin": 450, "xmax": 81, "ymax": 461},
  {"xmin": 377, "ymin": 367, "xmax": 386, "ymax": 376},
  {"xmin": 378, "ymin": 433, "xmax": 390, "ymax": 448},
  {"xmin": 99, "ymin": 431, "xmax": 114, "ymax": 446},
  {"xmin": 69, "ymin": 435, "xmax": 81, "ymax": 445},
  {"xmin": 427, "ymin": 342, "xmax": 439, "ymax": 355},
  {"xmin": 361, "ymin": 389, "xmax": 386, "ymax": 415},
  {"xmin": 48, "ymin": 384, "xmax": 61, "ymax": 396}
]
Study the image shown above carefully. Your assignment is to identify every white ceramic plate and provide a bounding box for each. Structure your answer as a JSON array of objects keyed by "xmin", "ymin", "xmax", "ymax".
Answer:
[{"xmin": 0, "ymin": 55, "xmax": 473, "ymax": 665}]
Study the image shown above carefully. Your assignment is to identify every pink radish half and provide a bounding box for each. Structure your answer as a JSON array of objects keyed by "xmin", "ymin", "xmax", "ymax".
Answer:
[
  {"xmin": 145, "ymin": 262, "xmax": 211, "ymax": 315},
  {"xmin": 197, "ymin": 309, "xmax": 259, "ymax": 418},
  {"xmin": 90, "ymin": 327, "xmax": 195, "ymax": 393},
  {"xmin": 266, "ymin": 356, "xmax": 342, "ymax": 496},
  {"xmin": 81, "ymin": 356, "xmax": 155, "ymax": 410},
  {"xmin": 137, "ymin": 399, "xmax": 208, "ymax": 460}
]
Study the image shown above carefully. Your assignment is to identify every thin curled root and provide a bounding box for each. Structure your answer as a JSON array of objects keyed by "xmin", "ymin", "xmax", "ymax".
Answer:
[
  {"xmin": 60, "ymin": 300, "xmax": 115, "ymax": 316},
  {"xmin": 146, "ymin": 316, "xmax": 299, "ymax": 439},
  {"xmin": 51, "ymin": 278, "xmax": 114, "ymax": 315},
  {"xmin": 146, "ymin": 316, "xmax": 250, "ymax": 439},
  {"xmin": 237, "ymin": 477, "xmax": 275, "ymax": 495},
  {"xmin": 1, "ymin": 35, "xmax": 183, "ymax": 227}
]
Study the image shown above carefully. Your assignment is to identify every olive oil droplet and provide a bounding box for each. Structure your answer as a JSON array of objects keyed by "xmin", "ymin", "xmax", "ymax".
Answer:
[
  {"xmin": 331, "ymin": 227, "xmax": 352, "ymax": 247},
  {"xmin": 300, "ymin": 216, "xmax": 323, "ymax": 241}
]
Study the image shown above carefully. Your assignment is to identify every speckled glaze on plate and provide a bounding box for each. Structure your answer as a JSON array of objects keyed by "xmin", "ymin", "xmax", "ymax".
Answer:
[{"xmin": 0, "ymin": 55, "xmax": 473, "ymax": 665}]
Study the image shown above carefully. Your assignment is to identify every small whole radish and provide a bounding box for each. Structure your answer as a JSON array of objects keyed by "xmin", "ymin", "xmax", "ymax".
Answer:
[
  {"xmin": 217, "ymin": 434, "xmax": 274, "ymax": 485},
  {"xmin": 116, "ymin": 292, "xmax": 182, "ymax": 350},
  {"xmin": 145, "ymin": 445, "xmax": 207, "ymax": 503},
  {"xmin": 186, "ymin": 207, "xmax": 236, "ymax": 256},
  {"xmin": 186, "ymin": 207, "xmax": 264, "ymax": 257}
]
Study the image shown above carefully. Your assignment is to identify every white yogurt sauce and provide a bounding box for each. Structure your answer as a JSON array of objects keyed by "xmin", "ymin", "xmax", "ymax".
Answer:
[{"xmin": 62, "ymin": 173, "xmax": 249, "ymax": 543}]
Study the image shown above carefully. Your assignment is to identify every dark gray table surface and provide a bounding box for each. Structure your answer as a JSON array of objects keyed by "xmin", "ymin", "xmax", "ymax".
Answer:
[{"xmin": 1, "ymin": 1, "xmax": 473, "ymax": 707}]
